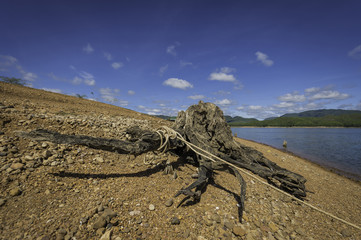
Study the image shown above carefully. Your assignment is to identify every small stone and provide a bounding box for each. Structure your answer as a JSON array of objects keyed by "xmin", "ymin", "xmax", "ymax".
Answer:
[
  {"xmin": 224, "ymin": 220, "xmax": 234, "ymax": 229},
  {"xmin": 170, "ymin": 217, "xmax": 180, "ymax": 225},
  {"xmin": 129, "ymin": 210, "xmax": 141, "ymax": 216},
  {"xmin": 149, "ymin": 204, "xmax": 155, "ymax": 211},
  {"xmin": 24, "ymin": 155, "xmax": 34, "ymax": 161},
  {"xmin": 43, "ymin": 150, "xmax": 52, "ymax": 158},
  {"xmin": 0, "ymin": 198, "xmax": 6, "ymax": 207},
  {"xmin": 94, "ymin": 156, "xmax": 104, "ymax": 163},
  {"xmin": 9, "ymin": 187, "xmax": 22, "ymax": 196},
  {"xmin": 96, "ymin": 228, "xmax": 105, "ymax": 236},
  {"xmin": 99, "ymin": 229, "xmax": 113, "ymax": 240},
  {"xmin": 341, "ymin": 229, "xmax": 352, "ymax": 237},
  {"xmin": 204, "ymin": 219, "xmax": 213, "ymax": 226},
  {"xmin": 93, "ymin": 217, "xmax": 107, "ymax": 229},
  {"xmin": 55, "ymin": 228, "xmax": 67, "ymax": 240},
  {"xmin": 10, "ymin": 163, "xmax": 24, "ymax": 170},
  {"xmin": 191, "ymin": 173, "xmax": 199, "ymax": 178},
  {"xmin": 45, "ymin": 189, "xmax": 51, "ymax": 195},
  {"xmin": 165, "ymin": 198, "xmax": 173, "ymax": 207},
  {"xmin": 232, "ymin": 226, "xmax": 246, "ymax": 237},
  {"xmin": 102, "ymin": 208, "xmax": 117, "ymax": 219},
  {"xmin": 42, "ymin": 142, "xmax": 49, "ymax": 148}
]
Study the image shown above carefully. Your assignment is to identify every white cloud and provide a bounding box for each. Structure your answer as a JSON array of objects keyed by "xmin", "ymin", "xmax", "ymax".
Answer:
[
  {"xmin": 21, "ymin": 71, "xmax": 37, "ymax": 81},
  {"xmin": 209, "ymin": 72, "xmax": 236, "ymax": 82},
  {"xmin": 128, "ymin": 90, "xmax": 135, "ymax": 95},
  {"xmin": 0, "ymin": 55, "xmax": 37, "ymax": 84},
  {"xmin": 83, "ymin": 43, "xmax": 94, "ymax": 54},
  {"xmin": 99, "ymin": 88, "xmax": 120, "ymax": 103},
  {"xmin": 249, "ymin": 105, "xmax": 263, "ymax": 110},
  {"xmin": 305, "ymin": 87, "xmax": 320, "ymax": 94},
  {"xmin": 234, "ymin": 82, "xmax": 244, "ymax": 90},
  {"xmin": 103, "ymin": 52, "xmax": 113, "ymax": 61},
  {"xmin": 42, "ymin": 88, "xmax": 62, "ymax": 93},
  {"xmin": 214, "ymin": 99, "xmax": 232, "ymax": 106},
  {"xmin": 209, "ymin": 67, "xmax": 237, "ymax": 82},
  {"xmin": 163, "ymin": 78, "xmax": 193, "ymax": 90},
  {"xmin": 159, "ymin": 64, "xmax": 168, "ymax": 76},
  {"xmin": 72, "ymin": 76, "xmax": 82, "ymax": 85},
  {"xmin": 278, "ymin": 93, "xmax": 306, "ymax": 102},
  {"xmin": 273, "ymin": 102, "xmax": 295, "ymax": 108},
  {"xmin": 0, "ymin": 55, "xmax": 17, "ymax": 66},
  {"xmin": 79, "ymin": 71, "xmax": 94, "ymax": 80},
  {"xmin": 255, "ymin": 51, "xmax": 274, "ymax": 66},
  {"xmin": 348, "ymin": 44, "xmax": 361, "ymax": 59},
  {"xmin": 84, "ymin": 79, "xmax": 95, "ymax": 86},
  {"xmin": 188, "ymin": 95, "xmax": 205, "ymax": 100},
  {"xmin": 111, "ymin": 62, "xmax": 124, "ymax": 69},
  {"xmin": 309, "ymin": 90, "xmax": 350, "ymax": 100},
  {"xmin": 119, "ymin": 100, "xmax": 129, "ymax": 107},
  {"xmin": 166, "ymin": 45, "xmax": 177, "ymax": 56}
]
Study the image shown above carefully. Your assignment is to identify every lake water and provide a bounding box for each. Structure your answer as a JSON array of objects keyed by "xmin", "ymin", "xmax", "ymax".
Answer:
[{"xmin": 231, "ymin": 127, "xmax": 361, "ymax": 181}]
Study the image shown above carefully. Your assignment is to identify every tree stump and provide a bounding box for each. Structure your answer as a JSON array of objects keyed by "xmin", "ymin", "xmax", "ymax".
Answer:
[{"xmin": 18, "ymin": 101, "xmax": 307, "ymax": 222}]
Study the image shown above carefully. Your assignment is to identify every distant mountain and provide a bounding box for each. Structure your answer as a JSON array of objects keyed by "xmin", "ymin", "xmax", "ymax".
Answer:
[
  {"xmin": 224, "ymin": 115, "xmax": 258, "ymax": 126},
  {"xmin": 281, "ymin": 109, "xmax": 361, "ymax": 118},
  {"xmin": 154, "ymin": 115, "xmax": 177, "ymax": 121},
  {"xmin": 234, "ymin": 109, "xmax": 361, "ymax": 127}
]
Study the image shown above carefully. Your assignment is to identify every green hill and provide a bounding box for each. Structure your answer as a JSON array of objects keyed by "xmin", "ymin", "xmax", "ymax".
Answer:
[
  {"xmin": 224, "ymin": 115, "xmax": 258, "ymax": 125},
  {"xmin": 230, "ymin": 109, "xmax": 361, "ymax": 127}
]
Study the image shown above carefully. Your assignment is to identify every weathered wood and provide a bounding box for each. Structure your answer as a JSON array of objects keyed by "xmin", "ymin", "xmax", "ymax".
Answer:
[
  {"xmin": 17, "ymin": 101, "xmax": 307, "ymax": 222},
  {"xmin": 16, "ymin": 126, "xmax": 182, "ymax": 155}
]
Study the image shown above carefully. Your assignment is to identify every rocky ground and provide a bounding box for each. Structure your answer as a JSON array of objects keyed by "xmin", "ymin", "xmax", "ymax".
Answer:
[{"xmin": 0, "ymin": 82, "xmax": 360, "ymax": 240}]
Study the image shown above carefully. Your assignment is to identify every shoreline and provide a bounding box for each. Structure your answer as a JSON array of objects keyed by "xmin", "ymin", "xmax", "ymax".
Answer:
[
  {"xmin": 231, "ymin": 126, "xmax": 361, "ymax": 128},
  {"xmin": 234, "ymin": 136, "xmax": 361, "ymax": 184}
]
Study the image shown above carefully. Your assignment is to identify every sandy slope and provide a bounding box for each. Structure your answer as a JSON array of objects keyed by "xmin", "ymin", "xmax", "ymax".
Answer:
[{"xmin": 0, "ymin": 82, "xmax": 360, "ymax": 240}]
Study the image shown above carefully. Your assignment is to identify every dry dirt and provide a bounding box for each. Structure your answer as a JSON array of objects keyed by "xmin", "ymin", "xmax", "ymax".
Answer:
[{"xmin": 0, "ymin": 82, "xmax": 360, "ymax": 240}]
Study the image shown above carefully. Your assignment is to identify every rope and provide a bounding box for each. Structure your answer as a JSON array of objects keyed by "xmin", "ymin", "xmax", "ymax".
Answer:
[{"xmin": 156, "ymin": 126, "xmax": 361, "ymax": 231}]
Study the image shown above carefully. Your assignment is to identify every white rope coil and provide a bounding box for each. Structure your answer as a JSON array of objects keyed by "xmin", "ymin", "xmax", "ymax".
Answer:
[{"xmin": 156, "ymin": 126, "xmax": 361, "ymax": 231}]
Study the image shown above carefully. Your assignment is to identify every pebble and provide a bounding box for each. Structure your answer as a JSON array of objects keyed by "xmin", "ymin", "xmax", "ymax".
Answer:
[
  {"xmin": 341, "ymin": 229, "xmax": 352, "ymax": 237},
  {"xmin": 165, "ymin": 198, "xmax": 173, "ymax": 207},
  {"xmin": 129, "ymin": 210, "xmax": 141, "ymax": 216},
  {"xmin": 94, "ymin": 156, "xmax": 104, "ymax": 163},
  {"xmin": 9, "ymin": 187, "xmax": 22, "ymax": 196},
  {"xmin": 10, "ymin": 163, "xmax": 24, "ymax": 170},
  {"xmin": 170, "ymin": 217, "xmax": 180, "ymax": 225},
  {"xmin": 99, "ymin": 229, "xmax": 112, "ymax": 240},
  {"xmin": 0, "ymin": 198, "xmax": 6, "ymax": 207},
  {"xmin": 101, "ymin": 208, "xmax": 117, "ymax": 220},
  {"xmin": 93, "ymin": 217, "xmax": 107, "ymax": 229},
  {"xmin": 232, "ymin": 226, "xmax": 246, "ymax": 237},
  {"xmin": 224, "ymin": 219, "xmax": 234, "ymax": 229},
  {"xmin": 149, "ymin": 204, "xmax": 155, "ymax": 211}
]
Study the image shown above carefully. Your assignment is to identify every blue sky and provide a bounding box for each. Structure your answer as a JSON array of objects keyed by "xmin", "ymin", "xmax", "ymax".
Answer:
[{"xmin": 1, "ymin": 0, "xmax": 361, "ymax": 119}]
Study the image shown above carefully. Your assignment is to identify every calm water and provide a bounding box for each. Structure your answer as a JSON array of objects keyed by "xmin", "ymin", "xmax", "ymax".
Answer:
[{"xmin": 231, "ymin": 127, "xmax": 361, "ymax": 181}]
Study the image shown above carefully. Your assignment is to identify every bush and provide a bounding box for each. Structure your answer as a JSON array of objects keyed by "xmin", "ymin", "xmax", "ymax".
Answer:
[{"xmin": 0, "ymin": 76, "xmax": 26, "ymax": 86}]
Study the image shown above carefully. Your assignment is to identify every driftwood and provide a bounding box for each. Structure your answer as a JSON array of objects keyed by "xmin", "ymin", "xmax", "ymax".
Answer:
[{"xmin": 18, "ymin": 101, "xmax": 307, "ymax": 222}]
